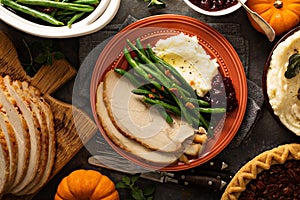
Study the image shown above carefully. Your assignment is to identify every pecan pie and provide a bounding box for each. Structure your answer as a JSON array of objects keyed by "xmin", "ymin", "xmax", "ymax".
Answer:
[{"xmin": 221, "ymin": 143, "xmax": 300, "ymax": 200}]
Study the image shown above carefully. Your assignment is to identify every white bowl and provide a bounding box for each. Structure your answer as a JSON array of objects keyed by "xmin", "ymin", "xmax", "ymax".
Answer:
[
  {"xmin": 183, "ymin": 0, "xmax": 246, "ymax": 16},
  {"xmin": 0, "ymin": 0, "xmax": 120, "ymax": 38}
]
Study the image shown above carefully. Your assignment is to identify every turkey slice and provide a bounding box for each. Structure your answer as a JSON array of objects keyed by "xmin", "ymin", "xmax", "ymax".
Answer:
[
  {"xmin": 97, "ymin": 82, "xmax": 179, "ymax": 164},
  {"xmin": 16, "ymin": 81, "xmax": 55, "ymax": 195},
  {"xmin": 0, "ymin": 110, "xmax": 17, "ymax": 191},
  {"xmin": 1, "ymin": 76, "xmax": 42, "ymax": 194},
  {"xmin": 0, "ymin": 79, "xmax": 30, "ymax": 190},
  {"xmin": 103, "ymin": 70, "xmax": 195, "ymax": 153},
  {"xmin": 5, "ymin": 78, "xmax": 50, "ymax": 195},
  {"xmin": 0, "ymin": 125, "xmax": 11, "ymax": 195}
]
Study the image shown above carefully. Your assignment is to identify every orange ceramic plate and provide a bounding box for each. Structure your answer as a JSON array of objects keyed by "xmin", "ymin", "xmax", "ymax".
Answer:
[{"xmin": 90, "ymin": 14, "xmax": 247, "ymax": 171}]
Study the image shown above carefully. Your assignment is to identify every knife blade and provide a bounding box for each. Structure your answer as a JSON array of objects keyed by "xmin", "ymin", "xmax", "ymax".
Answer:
[
  {"xmin": 185, "ymin": 168, "xmax": 233, "ymax": 182},
  {"xmin": 88, "ymin": 155, "xmax": 227, "ymax": 191}
]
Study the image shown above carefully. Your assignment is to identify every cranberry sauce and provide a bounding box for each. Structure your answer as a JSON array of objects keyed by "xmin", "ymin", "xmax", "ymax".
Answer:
[{"xmin": 189, "ymin": 0, "xmax": 238, "ymax": 12}]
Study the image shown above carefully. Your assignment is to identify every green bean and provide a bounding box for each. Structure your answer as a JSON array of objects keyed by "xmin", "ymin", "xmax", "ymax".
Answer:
[
  {"xmin": 1, "ymin": 0, "xmax": 64, "ymax": 25},
  {"xmin": 127, "ymin": 39, "xmax": 157, "ymax": 69},
  {"xmin": 114, "ymin": 68, "xmax": 141, "ymax": 87},
  {"xmin": 128, "ymin": 40, "xmax": 193, "ymax": 97},
  {"xmin": 67, "ymin": 12, "xmax": 85, "ymax": 27},
  {"xmin": 199, "ymin": 113, "xmax": 209, "ymax": 129},
  {"xmin": 166, "ymin": 86, "xmax": 194, "ymax": 126},
  {"xmin": 114, "ymin": 68, "xmax": 127, "ymax": 76},
  {"xmin": 132, "ymin": 88, "xmax": 160, "ymax": 98},
  {"xmin": 142, "ymin": 96, "xmax": 174, "ymax": 124},
  {"xmin": 145, "ymin": 44, "xmax": 171, "ymax": 73},
  {"xmin": 157, "ymin": 107, "xmax": 173, "ymax": 124},
  {"xmin": 126, "ymin": 41, "xmax": 196, "ymax": 126},
  {"xmin": 55, "ymin": 10, "xmax": 77, "ymax": 16},
  {"xmin": 143, "ymin": 96, "xmax": 200, "ymax": 127},
  {"xmin": 124, "ymin": 47, "xmax": 149, "ymax": 79},
  {"xmin": 199, "ymin": 107, "xmax": 226, "ymax": 113},
  {"xmin": 132, "ymin": 88, "xmax": 175, "ymax": 105},
  {"xmin": 16, "ymin": 0, "xmax": 95, "ymax": 12},
  {"xmin": 124, "ymin": 47, "xmax": 165, "ymax": 93},
  {"xmin": 135, "ymin": 38, "xmax": 147, "ymax": 57},
  {"xmin": 71, "ymin": 0, "xmax": 99, "ymax": 4},
  {"xmin": 143, "ymin": 97, "xmax": 181, "ymax": 115},
  {"xmin": 136, "ymin": 58, "xmax": 192, "ymax": 97},
  {"xmin": 187, "ymin": 97, "xmax": 210, "ymax": 107},
  {"xmin": 138, "ymin": 62, "xmax": 171, "ymax": 87}
]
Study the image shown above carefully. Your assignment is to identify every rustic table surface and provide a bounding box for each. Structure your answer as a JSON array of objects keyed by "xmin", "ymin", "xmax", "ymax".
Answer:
[{"xmin": 1, "ymin": 0, "xmax": 300, "ymax": 199}]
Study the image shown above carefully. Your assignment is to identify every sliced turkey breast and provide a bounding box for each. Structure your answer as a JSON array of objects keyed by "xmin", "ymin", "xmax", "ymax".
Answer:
[
  {"xmin": 16, "ymin": 80, "xmax": 55, "ymax": 195},
  {"xmin": 103, "ymin": 70, "xmax": 195, "ymax": 153},
  {"xmin": 0, "ymin": 111, "xmax": 17, "ymax": 191},
  {"xmin": 9, "ymin": 79, "xmax": 47, "ymax": 195},
  {"xmin": 0, "ymin": 81, "xmax": 30, "ymax": 190},
  {"xmin": 0, "ymin": 75, "xmax": 56, "ymax": 196},
  {"xmin": 0, "ymin": 126, "xmax": 11, "ymax": 195},
  {"xmin": 2, "ymin": 76, "xmax": 42, "ymax": 194},
  {"xmin": 26, "ymin": 99, "xmax": 55, "ymax": 195},
  {"xmin": 97, "ymin": 83, "xmax": 179, "ymax": 164}
]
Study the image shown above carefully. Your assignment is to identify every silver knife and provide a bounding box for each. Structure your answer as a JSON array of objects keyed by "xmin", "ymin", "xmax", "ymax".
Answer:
[{"xmin": 88, "ymin": 155, "xmax": 227, "ymax": 191}]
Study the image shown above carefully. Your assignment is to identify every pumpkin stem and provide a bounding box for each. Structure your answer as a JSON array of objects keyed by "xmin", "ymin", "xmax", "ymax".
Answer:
[{"xmin": 274, "ymin": 0, "xmax": 283, "ymax": 9}]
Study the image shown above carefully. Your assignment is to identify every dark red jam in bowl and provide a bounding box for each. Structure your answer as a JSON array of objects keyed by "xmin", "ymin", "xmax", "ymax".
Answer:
[{"xmin": 189, "ymin": 0, "xmax": 238, "ymax": 11}]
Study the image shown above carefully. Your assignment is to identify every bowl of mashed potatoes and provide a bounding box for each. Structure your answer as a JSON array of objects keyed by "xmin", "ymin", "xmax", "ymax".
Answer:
[{"xmin": 264, "ymin": 26, "xmax": 300, "ymax": 135}]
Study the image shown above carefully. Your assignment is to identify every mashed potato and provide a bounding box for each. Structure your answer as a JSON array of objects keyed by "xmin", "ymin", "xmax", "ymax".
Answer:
[
  {"xmin": 267, "ymin": 30, "xmax": 300, "ymax": 135},
  {"xmin": 154, "ymin": 33, "xmax": 219, "ymax": 97}
]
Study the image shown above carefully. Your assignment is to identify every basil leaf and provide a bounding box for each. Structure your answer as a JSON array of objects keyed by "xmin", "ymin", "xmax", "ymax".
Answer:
[{"xmin": 284, "ymin": 53, "xmax": 300, "ymax": 79}]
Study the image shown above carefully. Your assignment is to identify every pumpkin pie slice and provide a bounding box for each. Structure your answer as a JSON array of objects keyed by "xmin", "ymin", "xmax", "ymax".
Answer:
[{"xmin": 222, "ymin": 143, "xmax": 300, "ymax": 200}]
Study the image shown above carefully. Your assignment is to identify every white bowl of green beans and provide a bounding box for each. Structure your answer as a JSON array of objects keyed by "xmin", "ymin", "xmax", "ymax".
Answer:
[{"xmin": 0, "ymin": 0, "xmax": 120, "ymax": 38}]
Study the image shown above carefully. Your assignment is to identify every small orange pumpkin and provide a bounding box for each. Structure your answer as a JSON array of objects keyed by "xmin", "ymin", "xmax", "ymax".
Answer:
[
  {"xmin": 54, "ymin": 169, "xmax": 119, "ymax": 200},
  {"xmin": 246, "ymin": 0, "xmax": 300, "ymax": 36}
]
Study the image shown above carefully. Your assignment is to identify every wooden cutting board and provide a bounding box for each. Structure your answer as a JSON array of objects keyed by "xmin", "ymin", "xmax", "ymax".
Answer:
[{"xmin": 0, "ymin": 31, "xmax": 98, "ymax": 199}]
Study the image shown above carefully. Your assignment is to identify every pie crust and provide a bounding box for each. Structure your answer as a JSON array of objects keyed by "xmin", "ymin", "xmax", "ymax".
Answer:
[{"xmin": 221, "ymin": 143, "xmax": 300, "ymax": 200}]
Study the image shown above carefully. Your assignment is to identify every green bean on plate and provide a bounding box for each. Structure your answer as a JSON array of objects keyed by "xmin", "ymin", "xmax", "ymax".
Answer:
[
  {"xmin": 0, "ymin": 0, "xmax": 99, "ymax": 26},
  {"xmin": 114, "ymin": 38, "xmax": 237, "ymax": 137}
]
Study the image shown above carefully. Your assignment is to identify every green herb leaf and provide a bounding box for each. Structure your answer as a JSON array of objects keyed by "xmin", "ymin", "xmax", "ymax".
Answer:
[
  {"xmin": 53, "ymin": 51, "xmax": 65, "ymax": 60},
  {"xmin": 21, "ymin": 39, "xmax": 65, "ymax": 76},
  {"xmin": 122, "ymin": 176, "xmax": 131, "ymax": 185},
  {"xmin": 117, "ymin": 174, "xmax": 155, "ymax": 200},
  {"xmin": 116, "ymin": 182, "xmax": 127, "ymax": 189},
  {"xmin": 34, "ymin": 54, "xmax": 47, "ymax": 64},
  {"xmin": 132, "ymin": 188, "xmax": 145, "ymax": 200},
  {"xmin": 47, "ymin": 54, "xmax": 53, "ymax": 65},
  {"xmin": 284, "ymin": 53, "xmax": 300, "ymax": 79},
  {"xmin": 131, "ymin": 174, "xmax": 140, "ymax": 184},
  {"xmin": 144, "ymin": 0, "xmax": 165, "ymax": 8},
  {"xmin": 143, "ymin": 186, "xmax": 155, "ymax": 196}
]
